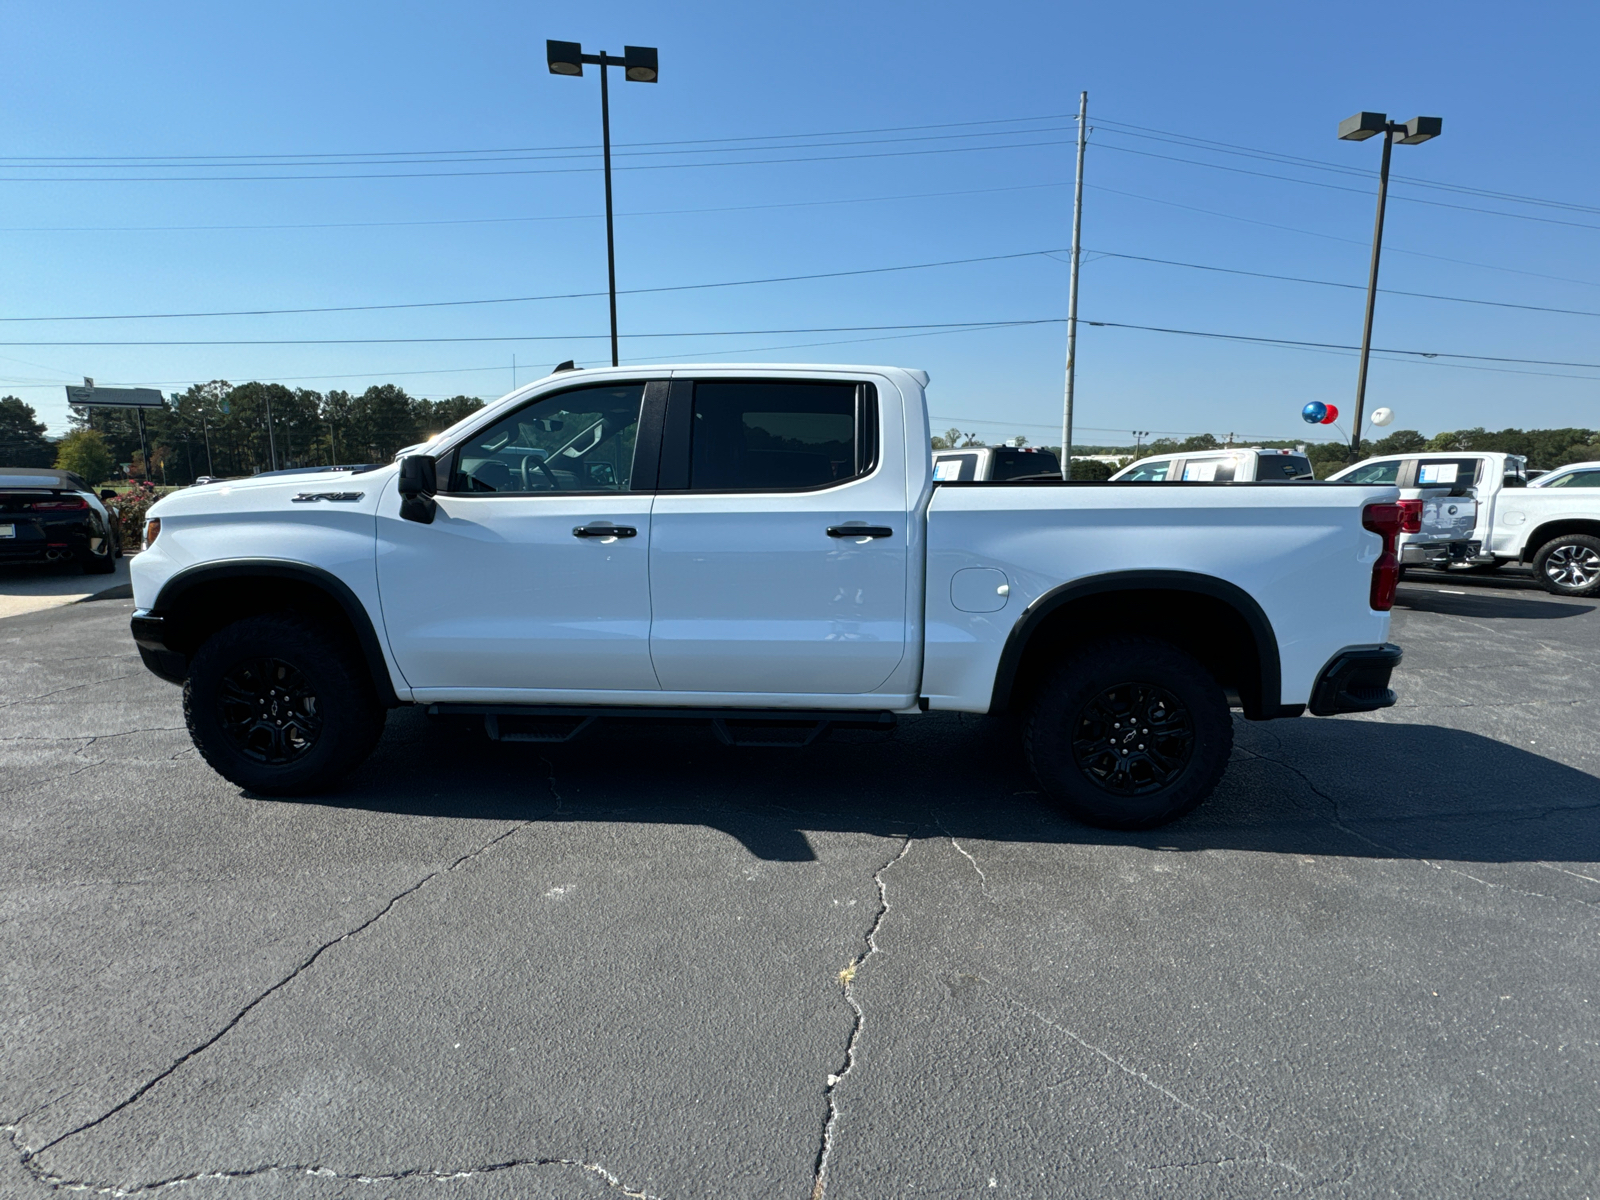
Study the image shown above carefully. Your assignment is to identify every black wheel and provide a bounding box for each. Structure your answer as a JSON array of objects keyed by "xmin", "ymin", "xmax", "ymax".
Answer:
[
  {"xmin": 184, "ymin": 613, "xmax": 386, "ymax": 795},
  {"xmin": 1532, "ymin": 534, "xmax": 1600, "ymax": 597},
  {"xmin": 1024, "ymin": 636, "xmax": 1232, "ymax": 830}
]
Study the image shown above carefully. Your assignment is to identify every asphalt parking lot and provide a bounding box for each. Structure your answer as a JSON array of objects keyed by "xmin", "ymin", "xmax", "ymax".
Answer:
[{"xmin": 3, "ymin": 567, "xmax": 1597, "ymax": 1199}]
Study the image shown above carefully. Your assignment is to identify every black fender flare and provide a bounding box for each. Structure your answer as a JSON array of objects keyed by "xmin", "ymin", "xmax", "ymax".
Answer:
[
  {"xmin": 988, "ymin": 569, "xmax": 1290, "ymax": 719},
  {"xmin": 144, "ymin": 559, "xmax": 401, "ymax": 707}
]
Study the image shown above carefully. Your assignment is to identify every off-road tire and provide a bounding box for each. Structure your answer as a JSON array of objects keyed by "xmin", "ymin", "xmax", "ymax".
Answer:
[
  {"xmin": 184, "ymin": 613, "xmax": 386, "ymax": 795},
  {"xmin": 1531, "ymin": 533, "xmax": 1600, "ymax": 598},
  {"xmin": 1024, "ymin": 636, "xmax": 1232, "ymax": 830}
]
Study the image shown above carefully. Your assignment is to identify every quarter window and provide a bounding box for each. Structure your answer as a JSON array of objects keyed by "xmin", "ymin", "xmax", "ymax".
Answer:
[
  {"xmin": 447, "ymin": 384, "xmax": 644, "ymax": 494},
  {"xmin": 688, "ymin": 381, "xmax": 875, "ymax": 492}
]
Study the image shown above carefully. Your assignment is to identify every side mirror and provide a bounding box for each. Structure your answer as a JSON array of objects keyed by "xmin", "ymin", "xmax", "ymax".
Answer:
[
  {"xmin": 100, "ymin": 489, "xmax": 117, "ymax": 501},
  {"xmin": 397, "ymin": 456, "xmax": 438, "ymax": 524}
]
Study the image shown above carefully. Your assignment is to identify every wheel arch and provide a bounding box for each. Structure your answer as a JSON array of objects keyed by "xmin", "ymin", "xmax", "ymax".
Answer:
[
  {"xmin": 1521, "ymin": 519, "xmax": 1600, "ymax": 562},
  {"xmin": 150, "ymin": 560, "xmax": 401, "ymax": 706},
  {"xmin": 990, "ymin": 570, "xmax": 1290, "ymax": 721}
]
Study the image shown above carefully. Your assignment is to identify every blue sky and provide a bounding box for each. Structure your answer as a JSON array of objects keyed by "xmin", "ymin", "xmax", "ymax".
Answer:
[{"xmin": 3, "ymin": 0, "xmax": 1597, "ymax": 446}]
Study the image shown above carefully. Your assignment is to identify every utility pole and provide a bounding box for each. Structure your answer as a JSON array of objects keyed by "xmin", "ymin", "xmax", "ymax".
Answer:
[
  {"xmin": 1060, "ymin": 90, "xmax": 1088, "ymax": 480},
  {"xmin": 263, "ymin": 391, "xmax": 279, "ymax": 472},
  {"xmin": 200, "ymin": 412, "xmax": 214, "ymax": 476}
]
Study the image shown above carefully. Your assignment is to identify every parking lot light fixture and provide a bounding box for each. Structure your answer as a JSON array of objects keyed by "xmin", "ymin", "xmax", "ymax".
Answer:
[
  {"xmin": 1340, "ymin": 110, "xmax": 1442, "ymax": 461},
  {"xmin": 547, "ymin": 39, "xmax": 661, "ymax": 368}
]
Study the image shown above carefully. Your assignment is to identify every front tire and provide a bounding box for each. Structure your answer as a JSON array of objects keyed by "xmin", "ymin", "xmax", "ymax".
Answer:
[
  {"xmin": 1024, "ymin": 636, "xmax": 1232, "ymax": 830},
  {"xmin": 1531, "ymin": 534, "xmax": 1600, "ymax": 597},
  {"xmin": 185, "ymin": 614, "xmax": 386, "ymax": 795}
]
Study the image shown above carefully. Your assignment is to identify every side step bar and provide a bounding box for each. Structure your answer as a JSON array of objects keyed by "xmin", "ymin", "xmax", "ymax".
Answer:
[{"xmin": 427, "ymin": 704, "xmax": 897, "ymax": 748}]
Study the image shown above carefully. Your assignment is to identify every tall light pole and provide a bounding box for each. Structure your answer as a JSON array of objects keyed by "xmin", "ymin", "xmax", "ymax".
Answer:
[
  {"xmin": 1338, "ymin": 111, "xmax": 1441, "ymax": 460},
  {"xmin": 548, "ymin": 41, "xmax": 659, "ymax": 368},
  {"xmin": 1060, "ymin": 90, "xmax": 1088, "ymax": 480}
]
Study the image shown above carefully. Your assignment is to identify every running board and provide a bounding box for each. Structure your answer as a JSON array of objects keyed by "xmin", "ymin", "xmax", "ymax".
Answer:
[{"xmin": 429, "ymin": 704, "xmax": 896, "ymax": 747}]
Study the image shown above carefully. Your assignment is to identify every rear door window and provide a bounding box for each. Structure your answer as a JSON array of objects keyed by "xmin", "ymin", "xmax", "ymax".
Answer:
[
  {"xmin": 1181, "ymin": 457, "xmax": 1234, "ymax": 482},
  {"xmin": 933, "ymin": 453, "xmax": 979, "ymax": 481},
  {"xmin": 687, "ymin": 381, "xmax": 875, "ymax": 492},
  {"xmin": 1415, "ymin": 458, "xmax": 1481, "ymax": 487},
  {"xmin": 1259, "ymin": 454, "xmax": 1313, "ymax": 480}
]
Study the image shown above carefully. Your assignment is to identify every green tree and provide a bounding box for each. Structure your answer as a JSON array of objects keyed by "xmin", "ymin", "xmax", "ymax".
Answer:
[
  {"xmin": 54, "ymin": 429, "xmax": 115, "ymax": 483},
  {"xmin": 1371, "ymin": 429, "xmax": 1429, "ymax": 455},
  {"xmin": 0, "ymin": 396, "xmax": 56, "ymax": 467},
  {"xmin": 415, "ymin": 395, "xmax": 485, "ymax": 437}
]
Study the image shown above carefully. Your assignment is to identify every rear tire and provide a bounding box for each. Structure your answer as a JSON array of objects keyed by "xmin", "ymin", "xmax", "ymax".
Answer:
[
  {"xmin": 1024, "ymin": 636, "xmax": 1232, "ymax": 830},
  {"xmin": 184, "ymin": 613, "xmax": 386, "ymax": 795},
  {"xmin": 1531, "ymin": 534, "xmax": 1600, "ymax": 597}
]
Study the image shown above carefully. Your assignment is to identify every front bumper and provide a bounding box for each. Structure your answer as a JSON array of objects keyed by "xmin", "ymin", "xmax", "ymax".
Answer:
[
  {"xmin": 1400, "ymin": 539, "xmax": 1481, "ymax": 566},
  {"xmin": 131, "ymin": 611, "xmax": 187, "ymax": 685},
  {"xmin": 1309, "ymin": 644, "xmax": 1402, "ymax": 716}
]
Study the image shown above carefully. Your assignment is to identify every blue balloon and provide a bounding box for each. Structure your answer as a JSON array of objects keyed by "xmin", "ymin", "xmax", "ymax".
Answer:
[{"xmin": 1301, "ymin": 401, "xmax": 1328, "ymax": 424}]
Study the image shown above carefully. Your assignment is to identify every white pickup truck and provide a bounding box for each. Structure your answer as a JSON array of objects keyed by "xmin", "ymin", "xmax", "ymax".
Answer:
[
  {"xmin": 130, "ymin": 364, "xmax": 1404, "ymax": 829},
  {"xmin": 1330, "ymin": 450, "xmax": 1600, "ymax": 595}
]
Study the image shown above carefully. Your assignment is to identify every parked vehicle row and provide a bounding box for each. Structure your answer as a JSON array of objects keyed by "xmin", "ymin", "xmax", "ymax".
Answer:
[
  {"xmin": 130, "ymin": 364, "xmax": 1405, "ymax": 830},
  {"xmin": 1328, "ymin": 452, "xmax": 1600, "ymax": 596}
]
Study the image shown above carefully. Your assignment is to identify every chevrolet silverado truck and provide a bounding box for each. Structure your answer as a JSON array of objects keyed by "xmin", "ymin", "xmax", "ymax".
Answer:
[
  {"xmin": 1330, "ymin": 450, "xmax": 1600, "ymax": 595},
  {"xmin": 130, "ymin": 364, "xmax": 1404, "ymax": 829}
]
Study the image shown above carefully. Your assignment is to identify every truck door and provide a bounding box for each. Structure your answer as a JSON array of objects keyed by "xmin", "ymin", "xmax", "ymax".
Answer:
[
  {"xmin": 376, "ymin": 381, "xmax": 660, "ymax": 694},
  {"xmin": 648, "ymin": 378, "xmax": 908, "ymax": 695}
]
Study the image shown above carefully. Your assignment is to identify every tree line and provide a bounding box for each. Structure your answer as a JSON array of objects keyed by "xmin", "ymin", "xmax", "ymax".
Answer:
[{"xmin": 41, "ymin": 383, "xmax": 485, "ymax": 486}]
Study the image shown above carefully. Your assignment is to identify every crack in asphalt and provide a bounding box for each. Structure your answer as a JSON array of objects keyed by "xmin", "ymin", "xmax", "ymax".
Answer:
[
  {"xmin": 1242, "ymin": 745, "xmax": 1600, "ymax": 913},
  {"xmin": 809, "ymin": 831, "xmax": 917, "ymax": 1200},
  {"xmin": 935, "ymin": 813, "xmax": 993, "ymax": 903},
  {"xmin": 978, "ymin": 978, "xmax": 1306, "ymax": 1179},
  {"xmin": 0, "ymin": 727, "xmax": 185, "ymax": 743},
  {"xmin": 0, "ymin": 759, "xmax": 106, "ymax": 800},
  {"xmin": 0, "ymin": 674, "xmax": 140, "ymax": 710},
  {"xmin": 15, "ymin": 817, "xmax": 538, "ymax": 1181},
  {"xmin": 3, "ymin": 1137, "xmax": 661, "ymax": 1198}
]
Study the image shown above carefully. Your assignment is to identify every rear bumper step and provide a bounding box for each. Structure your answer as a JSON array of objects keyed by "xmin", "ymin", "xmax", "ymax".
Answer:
[{"xmin": 1309, "ymin": 644, "xmax": 1403, "ymax": 716}]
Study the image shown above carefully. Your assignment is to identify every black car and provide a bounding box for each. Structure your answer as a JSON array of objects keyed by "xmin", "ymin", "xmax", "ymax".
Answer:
[{"xmin": 0, "ymin": 467, "xmax": 120, "ymax": 574}]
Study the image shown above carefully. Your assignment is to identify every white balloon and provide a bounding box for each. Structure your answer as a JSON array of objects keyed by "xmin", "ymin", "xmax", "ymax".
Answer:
[{"xmin": 1370, "ymin": 407, "xmax": 1394, "ymax": 427}]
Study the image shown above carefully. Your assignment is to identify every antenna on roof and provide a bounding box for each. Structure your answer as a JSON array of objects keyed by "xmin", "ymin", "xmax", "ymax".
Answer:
[{"xmin": 553, "ymin": 360, "xmax": 578, "ymax": 373}]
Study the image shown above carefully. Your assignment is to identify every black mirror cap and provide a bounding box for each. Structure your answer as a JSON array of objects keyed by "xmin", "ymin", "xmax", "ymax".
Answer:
[
  {"xmin": 397, "ymin": 455, "xmax": 438, "ymax": 498},
  {"xmin": 100, "ymin": 489, "xmax": 118, "ymax": 501}
]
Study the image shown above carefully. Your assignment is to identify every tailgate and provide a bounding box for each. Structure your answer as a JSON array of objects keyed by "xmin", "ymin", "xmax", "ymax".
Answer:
[{"xmin": 1418, "ymin": 488, "xmax": 1477, "ymax": 540}]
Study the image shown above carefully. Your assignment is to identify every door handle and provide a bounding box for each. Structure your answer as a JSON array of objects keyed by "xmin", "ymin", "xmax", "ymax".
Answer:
[
  {"xmin": 827, "ymin": 525, "xmax": 893, "ymax": 539},
  {"xmin": 573, "ymin": 523, "xmax": 638, "ymax": 538}
]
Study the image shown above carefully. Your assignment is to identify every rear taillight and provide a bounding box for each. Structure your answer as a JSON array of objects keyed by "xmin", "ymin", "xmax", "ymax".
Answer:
[
  {"xmin": 144, "ymin": 517, "xmax": 161, "ymax": 549},
  {"xmin": 31, "ymin": 497, "xmax": 88, "ymax": 511},
  {"xmin": 1362, "ymin": 502, "xmax": 1402, "ymax": 611},
  {"xmin": 1396, "ymin": 498, "xmax": 1423, "ymax": 534}
]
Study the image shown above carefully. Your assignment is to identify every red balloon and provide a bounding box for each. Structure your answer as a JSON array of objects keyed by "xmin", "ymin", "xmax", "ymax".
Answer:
[{"xmin": 1321, "ymin": 404, "xmax": 1340, "ymax": 425}]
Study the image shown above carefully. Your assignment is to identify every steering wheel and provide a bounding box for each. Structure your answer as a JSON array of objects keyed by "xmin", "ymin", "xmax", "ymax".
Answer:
[{"xmin": 518, "ymin": 453, "xmax": 566, "ymax": 490}]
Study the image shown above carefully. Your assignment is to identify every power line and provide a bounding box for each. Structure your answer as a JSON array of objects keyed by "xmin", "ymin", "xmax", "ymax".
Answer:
[
  {"xmin": 1090, "ymin": 140, "xmax": 1600, "ymax": 234},
  {"xmin": 0, "ymin": 113, "xmax": 1076, "ymax": 164},
  {"xmin": 1092, "ymin": 117, "xmax": 1600, "ymax": 218},
  {"xmin": 0, "ymin": 135, "xmax": 1076, "ymax": 183},
  {"xmin": 0, "ymin": 180, "xmax": 1067, "ymax": 234},
  {"xmin": 0, "ymin": 249, "xmax": 1069, "ymax": 323},
  {"xmin": 1089, "ymin": 250, "xmax": 1600, "ymax": 318},
  {"xmin": 1085, "ymin": 182, "xmax": 1600, "ymax": 290}
]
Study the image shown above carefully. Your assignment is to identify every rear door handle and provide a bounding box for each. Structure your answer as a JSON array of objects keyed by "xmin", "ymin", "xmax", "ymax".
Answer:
[
  {"xmin": 573, "ymin": 523, "xmax": 637, "ymax": 538},
  {"xmin": 827, "ymin": 525, "xmax": 893, "ymax": 539}
]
